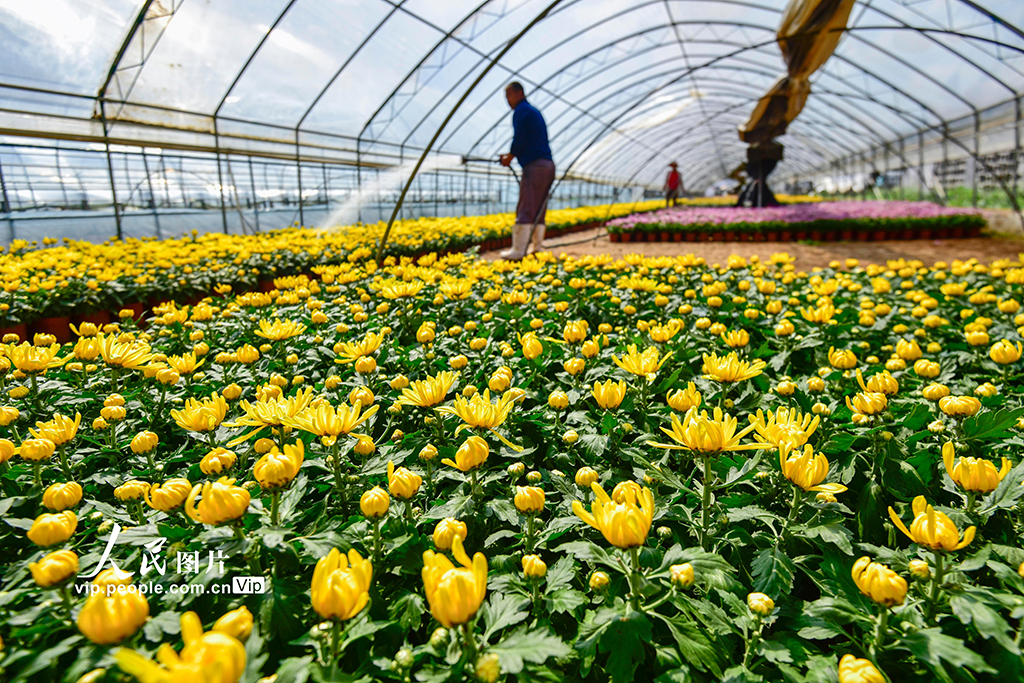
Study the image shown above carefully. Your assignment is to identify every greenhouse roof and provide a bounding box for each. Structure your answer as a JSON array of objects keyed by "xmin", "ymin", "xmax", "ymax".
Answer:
[{"xmin": 1, "ymin": 0, "xmax": 1022, "ymax": 191}]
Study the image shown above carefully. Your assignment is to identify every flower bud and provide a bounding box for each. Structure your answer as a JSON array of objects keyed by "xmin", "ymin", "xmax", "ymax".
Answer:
[
  {"xmin": 432, "ymin": 517, "xmax": 467, "ymax": 550},
  {"xmin": 419, "ymin": 444, "xmax": 438, "ymax": 462},
  {"xmin": 563, "ymin": 429, "xmax": 579, "ymax": 445},
  {"xmin": 507, "ymin": 462, "xmax": 525, "ymax": 477},
  {"xmin": 670, "ymin": 563, "xmax": 694, "ymax": 589},
  {"xmin": 589, "ymin": 571, "xmax": 610, "ymax": 591},
  {"xmin": 474, "ymin": 653, "xmax": 500, "ymax": 683},
  {"xmin": 514, "ymin": 486, "xmax": 545, "ymax": 514},
  {"xmin": 908, "ymin": 560, "xmax": 930, "ymax": 579},
  {"xmin": 548, "ymin": 391, "xmax": 569, "ymax": 410},
  {"xmin": 360, "ymin": 486, "xmax": 389, "ymax": 519},
  {"xmin": 747, "ymin": 592, "xmax": 774, "ymax": 616},
  {"xmin": 130, "ymin": 431, "xmax": 158, "ymax": 454},
  {"xmin": 429, "ymin": 627, "xmax": 449, "ymax": 649},
  {"xmin": 522, "ymin": 554, "xmax": 547, "ymax": 579},
  {"xmin": 526, "ymin": 470, "xmax": 542, "ymax": 484},
  {"xmin": 575, "ymin": 466, "xmax": 598, "ymax": 488}
]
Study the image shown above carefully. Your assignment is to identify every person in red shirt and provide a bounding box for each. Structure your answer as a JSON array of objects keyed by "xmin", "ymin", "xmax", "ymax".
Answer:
[{"xmin": 664, "ymin": 162, "xmax": 683, "ymax": 207}]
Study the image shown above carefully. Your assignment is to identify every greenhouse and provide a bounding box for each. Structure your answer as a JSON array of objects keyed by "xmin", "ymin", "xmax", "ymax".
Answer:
[{"xmin": 3, "ymin": 1, "xmax": 1024, "ymax": 682}]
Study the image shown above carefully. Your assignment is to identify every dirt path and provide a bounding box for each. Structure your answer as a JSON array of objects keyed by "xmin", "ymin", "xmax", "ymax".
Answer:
[{"xmin": 482, "ymin": 211, "xmax": 1024, "ymax": 270}]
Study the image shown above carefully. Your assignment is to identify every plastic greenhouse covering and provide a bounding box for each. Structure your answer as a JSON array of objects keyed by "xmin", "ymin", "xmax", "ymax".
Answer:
[{"xmin": 0, "ymin": 0, "xmax": 1021, "ymax": 241}]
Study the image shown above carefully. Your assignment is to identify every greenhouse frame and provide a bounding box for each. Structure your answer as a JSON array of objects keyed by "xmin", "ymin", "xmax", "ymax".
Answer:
[{"xmin": 0, "ymin": 0, "xmax": 1022, "ymax": 242}]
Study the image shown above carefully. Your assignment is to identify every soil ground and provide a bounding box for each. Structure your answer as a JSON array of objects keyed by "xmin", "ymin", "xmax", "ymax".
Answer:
[{"xmin": 481, "ymin": 208, "xmax": 1024, "ymax": 270}]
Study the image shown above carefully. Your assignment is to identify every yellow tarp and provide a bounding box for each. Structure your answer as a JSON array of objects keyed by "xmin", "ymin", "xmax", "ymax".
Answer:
[{"xmin": 738, "ymin": 0, "xmax": 856, "ymax": 144}]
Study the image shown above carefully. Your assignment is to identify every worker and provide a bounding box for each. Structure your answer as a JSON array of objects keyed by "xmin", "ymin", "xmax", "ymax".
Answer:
[
  {"xmin": 499, "ymin": 81, "xmax": 554, "ymax": 260},
  {"xmin": 665, "ymin": 162, "xmax": 683, "ymax": 207}
]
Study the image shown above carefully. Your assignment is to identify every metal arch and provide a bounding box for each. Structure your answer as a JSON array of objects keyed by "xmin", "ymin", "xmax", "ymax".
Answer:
[
  {"xmin": 212, "ymin": 0, "xmax": 301, "ymax": 117},
  {"xmin": 534, "ymin": 23, "xmax": 968, "ymax": 156},
  {"xmin": 539, "ymin": 57, "xmax": 915, "ymax": 172},
  {"xmin": 662, "ymin": 0, "xmax": 728, "ymax": 180},
  {"xmin": 951, "ymin": 0, "xmax": 1024, "ymax": 42},
  {"xmin": 442, "ymin": 0, "xmax": 1023, "ymax": 160},
  {"xmin": 550, "ymin": 71, "xmax": 881, "ymax": 161},
  {"xmin": 355, "ymin": 0, "xmax": 496, "ymax": 142},
  {"xmin": 359, "ymin": 0, "xmax": 665, "ymax": 162},
  {"xmin": 533, "ymin": 26, "xmax": 1021, "ymax": 180},
  {"xmin": 374, "ymin": 0, "xmax": 566, "ymax": 265},
  {"xmin": 565, "ymin": 92, "xmax": 868, "ymax": 184},
  {"xmin": 548, "ymin": 28, "xmax": 990, "ymax": 198}
]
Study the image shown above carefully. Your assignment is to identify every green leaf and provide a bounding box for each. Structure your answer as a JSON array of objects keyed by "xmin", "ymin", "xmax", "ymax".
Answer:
[
  {"xmin": 579, "ymin": 433, "xmax": 610, "ymax": 458},
  {"xmin": 600, "ymin": 611, "xmax": 652, "ymax": 683},
  {"xmin": 481, "ymin": 592, "xmax": 530, "ymax": 641},
  {"xmin": 757, "ymin": 639, "xmax": 793, "ymax": 664},
  {"xmin": 950, "ymin": 590, "xmax": 1019, "ymax": 655},
  {"xmin": 961, "ymin": 406, "xmax": 1024, "ymax": 442},
  {"xmin": 544, "ymin": 555, "xmax": 577, "ymax": 590},
  {"xmin": 651, "ymin": 612, "xmax": 722, "ymax": 676},
  {"xmin": 490, "ymin": 628, "xmax": 572, "ymax": 674},
  {"xmin": 546, "ymin": 587, "xmax": 586, "ymax": 615},
  {"xmin": 487, "ymin": 498, "xmax": 519, "ymax": 526},
  {"xmin": 902, "ymin": 627, "xmax": 996, "ymax": 677},
  {"xmin": 798, "ymin": 522, "xmax": 853, "ymax": 555},
  {"xmin": 726, "ymin": 505, "xmax": 780, "ymax": 525},
  {"xmin": 272, "ymin": 655, "xmax": 315, "ymax": 683},
  {"xmin": 388, "ymin": 590, "xmax": 425, "ymax": 631},
  {"xmin": 979, "ymin": 459, "xmax": 1024, "ymax": 517},
  {"xmin": 752, "ymin": 546, "xmax": 795, "ymax": 599}
]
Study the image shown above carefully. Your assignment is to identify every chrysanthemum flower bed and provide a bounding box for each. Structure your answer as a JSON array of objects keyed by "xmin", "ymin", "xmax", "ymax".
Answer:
[
  {"xmin": 0, "ymin": 201, "xmax": 675, "ymax": 333},
  {"xmin": 3, "ymin": 250, "xmax": 1024, "ymax": 683},
  {"xmin": 607, "ymin": 201, "xmax": 986, "ymax": 243}
]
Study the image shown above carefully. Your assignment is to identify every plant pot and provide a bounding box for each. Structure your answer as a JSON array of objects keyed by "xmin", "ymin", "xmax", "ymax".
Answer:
[
  {"xmin": 0, "ymin": 322, "xmax": 27, "ymax": 342},
  {"xmin": 794, "ymin": 231, "xmax": 807, "ymax": 241},
  {"xmin": 951, "ymin": 226, "xmax": 965, "ymax": 239},
  {"xmin": 856, "ymin": 229, "xmax": 872, "ymax": 242},
  {"xmin": 934, "ymin": 227, "xmax": 950, "ymax": 240},
  {"xmin": 609, "ymin": 233, "xmax": 621, "ymax": 243},
  {"xmin": 74, "ymin": 310, "xmax": 112, "ymax": 328},
  {"xmin": 969, "ymin": 225, "xmax": 982, "ymax": 238},
  {"xmin": 32, "ymin": 315, "xmax": 72, "ymax": 344},
  {"xmin": 780, "ymin": 231, "xmax": 792, "ymax": 241},
  {"xmin": 660, "ymin": 231, "xmax": 670, "ymax": 241},
  {"xmin": 918, "ymin": 228, "xmax": 932, "ymax": 240},
  {"xmin": 841, "ymin": 229, "xmax": 855, "ymax": 241},
  {"xmin": 751, "ymin": 232, "xmax": 764, "ymax": 242},
  {"xmin": 685, "ymin": 232, "xmax": 697, "ymax": 242},
  {"xmin": 622, "ymin": 233, "xmax": 632, "ymax": 243},
  {"xmin": 672, "ymin": 232, "xmax": 683, "ymax": 242},
  {"xmin": 723, "ymin": 231, "xmax": 736, "ymax": 241},
  {"xmin": 763, "ymin": 231, "xmax": 777, "ymax": 242},
  {"xmin": 901, "ymin": 229, "xmax": 916, "ymax": 241},
  {"xmin": 874, "ymin": 231, "xmax": 887, "ymax": 241},
  {"xmin": 810, "ymin": 230, "xmax": 823, "ymax": 241}
]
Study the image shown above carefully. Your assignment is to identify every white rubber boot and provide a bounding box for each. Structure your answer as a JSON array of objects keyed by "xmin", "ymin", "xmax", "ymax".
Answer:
[
  {"xmin": 499, "ymin": 224, "xmax": 531, "ymax": 260},
  {"xmin": 529, "ymin": 223, "xmax": 547, "ymax": 254}
]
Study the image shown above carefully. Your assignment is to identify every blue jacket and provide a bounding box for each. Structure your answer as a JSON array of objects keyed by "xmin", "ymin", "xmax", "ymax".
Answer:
[{"xmin": 510, "ymin": 100, "xmax": 552, "ymax": 167}]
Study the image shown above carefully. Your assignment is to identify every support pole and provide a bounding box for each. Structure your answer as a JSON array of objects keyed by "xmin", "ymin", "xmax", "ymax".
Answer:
[
  {"xmin": 141, "ymin": 148, "xmax": 162, "ymax": 238},
  {"xmin": 374, "ymin": 0, "xmax": 565, "ymax": 265},
  {"xmin": 1015, "ymin": 96, "xmax": 1021, "ymax": 207},
  {"xmin": 0, "ymin": 154, "xmax": 14, "ymax": 243},
  {"xmin": 296, "ymin": 133, "xmax": 304, "ymax": 227},
  {"xmin": 214, "ymin": 121, "xmax": 229, "ymax": 233},
  {"xmin": 100, "ymin": 102, "xmax": 123, "ymax": 240},
  {"xmin": 973, "ymin": 113, "xmax": 980, "ymax": 208},
  {"xmin": 248, "ymin": 157, "xmax": 260, "ymax": 232},
  {"xmin": 918, "ymin": 132, "xmax": 924, "ymax": 201}
]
